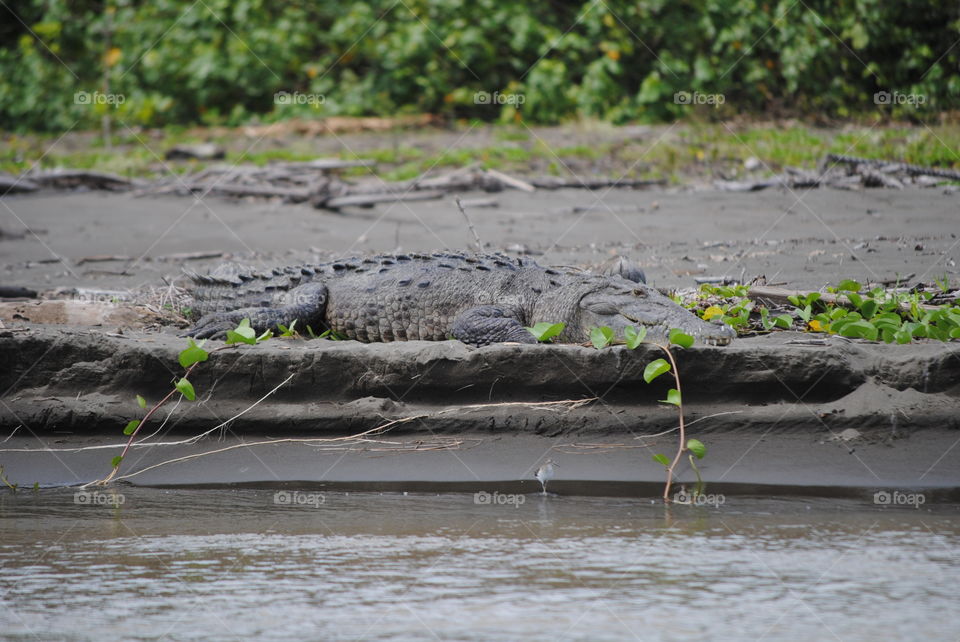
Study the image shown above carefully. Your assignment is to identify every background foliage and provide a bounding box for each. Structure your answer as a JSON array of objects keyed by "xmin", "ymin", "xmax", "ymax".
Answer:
[{"xmin": 1, "ymin": 0, "xmax": 958, "ymax": 132}]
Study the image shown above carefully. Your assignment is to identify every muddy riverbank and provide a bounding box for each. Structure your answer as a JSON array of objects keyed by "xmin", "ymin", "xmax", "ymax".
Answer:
[{"xmin": 1, "ymin": 185, "xmax": 957, "ymax": 491}]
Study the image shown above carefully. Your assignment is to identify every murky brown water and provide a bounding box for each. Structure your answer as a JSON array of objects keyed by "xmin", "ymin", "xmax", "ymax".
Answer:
[{"xmin": 0, "ymin": 488, "xmax": 957, "ymax": 641}]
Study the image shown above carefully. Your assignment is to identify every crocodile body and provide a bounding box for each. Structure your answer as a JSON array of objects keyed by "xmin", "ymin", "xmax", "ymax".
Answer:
[{"xmin": 185, "ymin": 252, "xmax": 735, "ymax": 346}]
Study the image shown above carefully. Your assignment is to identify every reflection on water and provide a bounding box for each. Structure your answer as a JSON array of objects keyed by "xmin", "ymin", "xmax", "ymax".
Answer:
[{"xmin": 1, "ymin": 489, "xmax": 957, "ymax": 641}]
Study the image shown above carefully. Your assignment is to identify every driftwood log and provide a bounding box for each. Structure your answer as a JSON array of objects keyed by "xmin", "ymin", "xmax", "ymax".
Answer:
[
  {"xmin": 0, "ymin": 175, "xmax": 39, "ymax": 194},
  {"xmin": 27, "ymin": 169, "xmax": 143, "ymax": 191},
  {"xmin": 715, "ymin": 153, "xmax": 960, "ymax": 192}
]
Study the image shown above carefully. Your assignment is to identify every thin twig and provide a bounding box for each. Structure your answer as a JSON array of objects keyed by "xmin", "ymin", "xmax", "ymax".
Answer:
[
  {"xmin": 2, "ymin": 397, "xmax": 596, "ymax": 455},
  {"xmin": 90, "ymin": 344, "xmax": 241, "ymax": 485},
  {"xmin": 454, "ymin": 196, "xmax": 483, "ymax": 251},
  {"xmin": 106, "ymin": 415, "xmax": 427, "ymax": 483},
  {"xmin": 160, "ymin": 373, "xmax": 296, "ymax": 447},
  {"xmin": 632, "ymin": 410, "xmax": 745, "ymax": 441},
  {"xmin": 133, "ymin": 395, "xmax": 183, "ymax": 444}
]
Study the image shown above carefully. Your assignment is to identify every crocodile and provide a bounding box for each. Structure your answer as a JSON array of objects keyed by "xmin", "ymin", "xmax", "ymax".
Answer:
[{"xmin": 184, "ymin": 252, "xmax": 735, "ymax": 346}]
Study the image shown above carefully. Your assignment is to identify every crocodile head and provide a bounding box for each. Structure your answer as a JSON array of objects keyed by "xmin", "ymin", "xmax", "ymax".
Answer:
[{"xmin": 538, "ymin": 276, "xmax": 736, "ymax": 347}]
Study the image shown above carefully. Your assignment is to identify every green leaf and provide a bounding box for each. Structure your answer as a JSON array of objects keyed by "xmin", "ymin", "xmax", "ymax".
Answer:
[
  {"xmin": 846, "ymin": 293, "xmax": 863, "ymax": 308},
  {"xmin": 686, "ymin": 438, "xmax": 706, "ymax": 459},
  {"xmin": 175, "ymin": 377, "xmax": 196, "ymax": 401},
  {"xmin": 894, "ymin": 328, "xmax": 912, "ymax": 344},
  {"xmin": 278, "ymin": 320, "xmax": 297, "ymax": 337},
  {"xmin": 759, "ymin": 307, "xmax": 771, "ymax": 330},
  {"xmin": 774, "ymin": 314, "xmax": 793, "ymax": 329},
  {"xmin": 256, "ymin": 329, "xmax": 273, "ymax": 342},
  {"xmin": 526, "ymin": 322, "xmax": 565, "ymax": 342},
  {"xmin": 838, "ymin": 320, "xmax": 879, "ymax": 341},
  {"xmin": 838, "ymin": 279, "xmax": 861, "ymax": 292},
  {"xmin": 660, "ymin": 388, "xmax": 681, "ymax": 406},
  {"xmin": 871, "ymin": 312, "xmax": 901, "ymax": 331},
  {"xmin": 859, "ymin": 299, "xmax": 878, "ymax": 319},
  {"xmin": 111, "ymin": 455, "xmax": 123, "ymax": 468},
  {"xmin": 136, "ymin": 395, "xmax": 147, "ymax": 409},
  {"xmin": 590, "ymin": 326, "xmax": 614, "ymax": 349},
  {"xmin": 904, "ymin": 321, "xmax": 924, "ymax": 338},
  {"xmin": 951, "ymin": 327, "xmax": 960, "ymax": 339},
  {"xmin": 225, "ymin": 318, "xmax": 257, "ymax": 345},
  {"xmin": 178, "ymin": 338, "xmax": 209, "ymax": 368},
  {"xmin": 643, "ymin": 358, "xmax": 671, "ymax": 383},
  {"xmin": 927, "ymin": 325, "xmax": 949, "ymax": 342},
  {"xmin": 123, "ymin": 419, "xmax": 140, "ymax": 436},
  {"xmin": 652, "ymin": 453, "xmax": 671, "ymax": 467},
  {"xmin": 624, "ymin": 325, "xmax": 647, "ymax": 349},
  {"xmin": 668, "ymin": 329, "xmax": 694, "ymax": 348}
]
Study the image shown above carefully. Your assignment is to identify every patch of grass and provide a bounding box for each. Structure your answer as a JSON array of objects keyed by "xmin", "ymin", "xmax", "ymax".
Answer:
[
  {"xmin": 494, "ymin": 128, "xmax": 530, "ymax": 142},
  {"xmin": 3, "ymin": 121, "xmax": 958, "ymax": 182},
  {"xmin": 553, "ymin": 144, "xmax": 604, "ymax": 160},
  {"xmin": 350, "ymin": 146, "xmax": 425, "ymax": 164},
  {"xmin": 241, "ymin": 148, "xmax": 323, "ymax": 166},
  {"xmin": 382, "ymin": 162, "xmax": 425, "ymax": 182}
]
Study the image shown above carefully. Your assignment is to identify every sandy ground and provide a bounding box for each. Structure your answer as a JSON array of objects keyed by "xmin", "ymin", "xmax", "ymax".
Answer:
[
  {"xmin": 1, "ymin": 185, "xmax": 958, "ymax": 490},
  {"xmin": 1, "ymin": 185, "xmax": 957, "ymax": 292}
]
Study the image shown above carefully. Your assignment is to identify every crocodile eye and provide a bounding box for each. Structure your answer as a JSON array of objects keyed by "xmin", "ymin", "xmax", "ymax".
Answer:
[{"xmin": 633, "ymin": 289, "xmax": 648, "ymax": 297}]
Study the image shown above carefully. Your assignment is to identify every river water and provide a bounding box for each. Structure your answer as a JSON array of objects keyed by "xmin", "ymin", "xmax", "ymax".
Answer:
[{"xmin": 0, "ymin": 488, "xmax": 957, "ymax": 641}]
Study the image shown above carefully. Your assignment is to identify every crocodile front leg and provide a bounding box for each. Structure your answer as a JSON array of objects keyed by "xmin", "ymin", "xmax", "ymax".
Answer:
[
  {"xmin": 451, "ymin": 305, "xmax": 537, "ymax": 346},
  {"xmin": 185, "ymin": 282, "xmax": 329, "ymax": 339}
]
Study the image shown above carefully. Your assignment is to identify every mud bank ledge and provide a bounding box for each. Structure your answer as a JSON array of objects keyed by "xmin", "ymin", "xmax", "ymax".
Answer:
[
  {"xmin": 3, "ymin": 325, "xmax": 959, "ymax": 435},
  {"xmin": 1, "ymin": 325, "xmax": 958, "ymax": 492}
]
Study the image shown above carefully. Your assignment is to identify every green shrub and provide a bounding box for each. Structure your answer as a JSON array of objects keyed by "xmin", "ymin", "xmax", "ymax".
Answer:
[{"xmin": 1, "ymin": 0, "xmax": 957, "ymax": 132}]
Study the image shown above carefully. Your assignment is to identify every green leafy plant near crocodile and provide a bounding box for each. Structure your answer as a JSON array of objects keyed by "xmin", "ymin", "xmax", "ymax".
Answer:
[
  {"xmin": 529, "ymin": 319, "xmax": 707, "ymax": 504},
  {"xmin": 95, "ymin": 319, "xmax": 277, "ymax": 484},
  {"xmin": 683, "ymin": 279, "xmax": 960, "ymax": 344}
]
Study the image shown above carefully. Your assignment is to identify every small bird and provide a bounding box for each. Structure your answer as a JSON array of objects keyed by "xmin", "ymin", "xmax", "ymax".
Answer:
[{"xmin": 535, "ymin": 459, "xmax": 558, "ymax": 495}]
